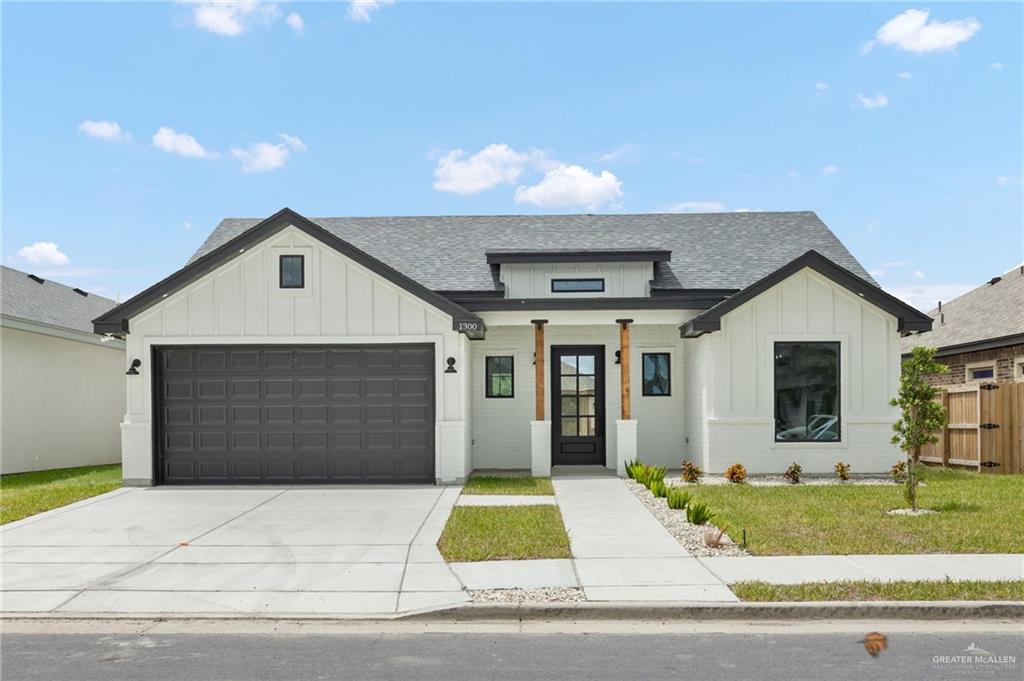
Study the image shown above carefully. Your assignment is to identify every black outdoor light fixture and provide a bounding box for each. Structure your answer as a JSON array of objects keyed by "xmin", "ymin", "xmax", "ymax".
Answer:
[
  {"xmin": 444, "ymin": 357, "xmax": 457, "ymax": 374},
  {"xmin": 126, "ymin": 359, "xmax": 141, "ymax": 375},
  {"xmin": 614, "ymin": 350, "xmax": 622, "ymax": 365}
]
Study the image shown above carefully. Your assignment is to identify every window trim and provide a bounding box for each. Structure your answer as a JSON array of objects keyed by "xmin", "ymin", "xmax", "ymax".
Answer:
[
  {"xmin": 773, "ymin": 340, "xmax": 841, "ymax": 444},
  {"xmin": 1014, "ymin": 357, "xmax": 1024, "ymax": 382},
  {"xmin": 965, "ymin": 360, "xmax": 996, "ymax": 383},
  {"xmin": 279, "ymin": 254, "xmax": 305, "ymax": 289},
  {"xmin": 485, "ymin": 355, "xmax": 515, "ymax": 398},
  {"xmin": 641, "ymin": 352, "xmax": 672, "ymax": 397},
  {"xmin": 550, "ymin": 278, "xmax": 605, "ymax": 294}
]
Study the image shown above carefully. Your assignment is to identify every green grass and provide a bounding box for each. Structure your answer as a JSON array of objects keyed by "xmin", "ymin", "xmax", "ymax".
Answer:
[
  {"xmin": 687, "ymin": 467, "xmax": 1024, "ymax": 555},
  {"xmin": 437, "ymin": 505, "xmax": 571, "ymax": 561},
  {"xmin": 461, "ymin": 475, "xmax": 554, "ymax": 496},
  {"xmin": 0, "ymin": 465, "xmax": 122, "ymax": 524},
  {"xmin": 732, "ymin": 579, "xmax": 1024, "ymax": 602}
]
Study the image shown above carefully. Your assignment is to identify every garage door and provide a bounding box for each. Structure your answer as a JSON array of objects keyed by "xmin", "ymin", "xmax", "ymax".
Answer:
[{"xmin": 154, "ymin": 344, "xmax": 435, "ymax": 484}]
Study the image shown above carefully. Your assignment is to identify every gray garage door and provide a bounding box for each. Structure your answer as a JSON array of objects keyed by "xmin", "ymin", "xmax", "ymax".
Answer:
[{"xmin": 154, "ymin": 344, "xmax": 435, "ymax": 484}]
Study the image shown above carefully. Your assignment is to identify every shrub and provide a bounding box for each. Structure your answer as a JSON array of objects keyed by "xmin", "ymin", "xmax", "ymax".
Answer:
[
  {"xmin": 638, "ymin": 465, "xmax": 667, "ymax": 488},
  {"xmin": 624, "ymin": 459, "xmax": 644, "ymax": 480},
  {"xmin": 666, "ymin": 487, "xmax": 692, "ymax": 510},
  {"xmin": 681, "ymin": 459, "xmax": 703, "ymax": 483},
  {"xmin": 890, "ymin": 461, "xmax": 908, "ymax": 484},
  {"xmin": 649, "ymin": 479, "xmax": 668, "ymax": 498},
  {"xmin": 724, "ymin": 463, "xmax": 747, "ymax": 484},
  {"xmin": 783, "ymin": 462, "xmax": 802, "ymax": 485},
  {"xmin": 834, "ymin": 461, "xmax": 851, "ymax": 481},
  {"xmin": 686, "ymin": 501, "xmax": 715, "ymax": 526}
]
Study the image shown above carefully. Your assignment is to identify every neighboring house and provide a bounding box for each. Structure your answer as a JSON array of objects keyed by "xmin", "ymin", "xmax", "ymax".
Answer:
[
  {"xmin": 93, "ymin": 208, "xmax": 931, "ymax": 485},
  {"xmin": 900, "ymin": 265, "xmax": 1024, "ymax": 385},
  {"xmin": 1, "ymin": 266, "xmax": 125, "ymax": 474}
]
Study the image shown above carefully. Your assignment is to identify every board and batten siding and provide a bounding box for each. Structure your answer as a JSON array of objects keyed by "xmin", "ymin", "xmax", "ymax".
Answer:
[
  {"xmin": 498, "ymin": 262, "xmax": 653, "ymax": 298},
  {"xmin": 702, "ymin": 267, "xmax": 902, "ymax": 473},
  {"xmin": 120, "ymin": 225, "xmax": 470, "ymax": 484}
]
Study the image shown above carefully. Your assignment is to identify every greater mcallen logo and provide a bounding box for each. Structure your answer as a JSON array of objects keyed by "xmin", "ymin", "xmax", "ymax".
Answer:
[{"xmin": 931, "ymin": 643, "xmax": 1018, "ymax": 675}]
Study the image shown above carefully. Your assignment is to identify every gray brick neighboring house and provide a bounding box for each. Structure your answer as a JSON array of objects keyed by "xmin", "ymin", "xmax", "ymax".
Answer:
[{"xmin": 900, "ymin": 265, "xmax": 1024, "ymax": 386}]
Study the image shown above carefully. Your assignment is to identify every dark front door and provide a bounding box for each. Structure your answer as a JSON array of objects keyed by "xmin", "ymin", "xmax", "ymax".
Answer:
[{"xmin": 551, "ymin": 345, "xmax": 605, "ymax": 465}]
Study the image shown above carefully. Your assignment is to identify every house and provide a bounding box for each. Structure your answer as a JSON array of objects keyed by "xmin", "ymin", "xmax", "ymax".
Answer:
[
  {"xmin": 900, "ymin": 265, "xmax": 1024, "ymax": 385},
  {"xmin": 93, "ymin": 208, "xmax": 931, "ymax": 485},
  {"xmin": 1, "ymin": 266, "xmax": 125, "ymax": 474}
]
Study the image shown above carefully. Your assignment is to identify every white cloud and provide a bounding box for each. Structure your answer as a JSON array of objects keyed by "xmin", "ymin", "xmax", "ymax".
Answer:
[
  {"xmin": 789, "ymin": 169, "xmax": 800, "ymax": 178},
  {"xmin": 433, "ymin": 143, "xmax": 536, "ymax": 195},
  {"xmin": 855, "ymin": 93, "xmax": 889, "ymax": 109},
  {"xmin": 997, "ymin": 176, "xmax": 1020, "ymax": 187},
  {"xmin": 78, "ymin": 120, "xmax": 130, "ymax": 142},
  {"xmin": 665, "ymin": 202, "xmax": 726, "ymax": 213},
  {"xmin": 869, "ymin": 267, "xmax": 886, "ymax": 278},
  {"xmin": 184, "ymin": 1, "xmax": 282, "ymax": 36},
  {"xmin": 182, "ymin": 221, "xmax": 193, "ymax": 231},
  {"xmin": 231, "ymin": 141, "xmax": 290, "ymax": 172},
  {"xmin": 822, "ymin": 164, "xmax": 839, "ymax": 176},
  {"xmin": 815, "ymin": 82, "xmax": 829, "ymax": 95},
  {"xmin": 866, "ymin": 219, "xmax": 879, "ymax": 231},
  {"xmin": 152, "ymin": 126, "xmax": 214, "ymax": 158},
  {"xmin": 989, "ymin": 62, "xmax": 1004, "ymax": 71},
  {"xmin": 17, "ymin": 242, "xmax": 70, "ymax": 266},
  {"xmin": 514, "ymin": 165, "xmax": 623, "ymax": 210},
  {"xmin": 868, "ymin": 9, "xmax": 980, "ymax": 54},
  {"xmin": 279, "ymin": 133, "xmax": 307, "ymax": 151},
  {"xmin": 913, "ymin": 269, "xmax": 926, "ymax": 280},
  {"xmin": 594, "ymin": 144, "xmax": 642, "ymax": 164},
  {"xmin": 286, "ymin": 12, "xmax": 304, "ymax": 33},
  {"xmin": 887, "ymin": 283, "xmax": 975, "ymax": 312},
  {"xmin": 348, "ymin": 0, "xmax": 393, "ymax": 23},
  {"xmin": 897, "ymin": 71, "xmax": 912, "ymax": 79}
]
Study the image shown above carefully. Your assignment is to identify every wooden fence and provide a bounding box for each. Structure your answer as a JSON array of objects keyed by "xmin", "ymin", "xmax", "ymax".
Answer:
[{"xmin": 919, "ymin": 382, "xmax": 1024, "ymax": 474}]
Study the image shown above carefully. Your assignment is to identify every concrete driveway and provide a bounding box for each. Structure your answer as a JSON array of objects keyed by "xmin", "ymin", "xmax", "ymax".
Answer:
[{"xmin": 1, "ymin": 485, "xmax": 466, "ymax": 617}]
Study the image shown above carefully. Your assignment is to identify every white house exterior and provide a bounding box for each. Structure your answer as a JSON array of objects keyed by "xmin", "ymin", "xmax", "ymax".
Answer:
[
  {"xmin": 1, "ymin": 266, "xmax": 125, "ymax": 474},
  {"xmin": 94, "ymin": 209, "xmax": 931, "ymax": 485}
]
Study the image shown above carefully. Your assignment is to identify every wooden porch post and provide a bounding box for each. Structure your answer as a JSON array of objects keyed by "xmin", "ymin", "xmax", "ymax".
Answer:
[
  {"xmin": 616, "ymin": 319, "xmax": 633, "ymax": 420},
  {"xmin": 531, "ymin": 320, "xmax": 548, "ymax": 421}
]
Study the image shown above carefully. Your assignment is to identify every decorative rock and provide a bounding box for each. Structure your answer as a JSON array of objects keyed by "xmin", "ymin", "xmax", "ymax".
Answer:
[
  {"xmin": 470, "ymin": 587, "xmax": 585, "ymax": 603},
  {"xmin": 625, "ymin": 480, "xmax": 748, "ymax": 557},
  {"xmin": 885, "ymin": 508, "xmax": 937, "ymax": 516}
]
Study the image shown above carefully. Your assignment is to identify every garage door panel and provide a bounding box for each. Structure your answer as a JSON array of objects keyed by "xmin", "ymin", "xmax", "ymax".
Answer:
[
  {"xmin": 196, "ymin": 380, "xmax": 228, "ymax": 400},
  {"xmin": 198, "ymin": 406, "xmax": 227, "ymax": 425},
  {"xmin": 196, "ymin": 351, "xmax": 228, "ymax": 372},
  {"xmin": 230, "ymin": 379, "xmax": 260, "ymax": 398},
  {"xmin": 229, "ymin": 350, "xmax": 261, "ymax": 371},
  {"xmin": 264, "ymin": 379, "xmax": 295, "ymax": 399},
  {"xmin": 164, "ymin": 380, "xmax": 194, "ymax": 400},
  {"xmin": 296, "ymin": 379, "xmax": 328, "ymax": 398},
  {"xmin": 231, "ymin": 406, "xmax": 260, "ymax": 425}
]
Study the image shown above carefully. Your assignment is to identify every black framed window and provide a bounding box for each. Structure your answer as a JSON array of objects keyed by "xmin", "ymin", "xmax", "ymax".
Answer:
[
  {"xmin": 279, "ymin": 255, "xmax": 304, "ymax": 289},
  {"xmin": 485, "ymin": 356, "xmax": 514, "ymax": 398},
  {"xmin": 551, "ymin": 278, "xmax": 605, "ymax": 293},
  {"xmin": 641, "ymin": 353, "xmax": 671, "ymax": 396},
  {"xmin": 774, "ymin": 342, "xmax": 840, "ymax": 442}
]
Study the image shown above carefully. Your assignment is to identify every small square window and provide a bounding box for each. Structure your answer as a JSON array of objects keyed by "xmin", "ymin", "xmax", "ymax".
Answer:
[
  {"xmin": 485, "ymin": 356, "xmax": 514, "ymax": 398},
  {"xmin": 280, "ymin": 255, "xmax": 304, "ymax": 289},
  {"xmin": 642, "ymin": 353, "xmax": 671, "ymax": 396}
]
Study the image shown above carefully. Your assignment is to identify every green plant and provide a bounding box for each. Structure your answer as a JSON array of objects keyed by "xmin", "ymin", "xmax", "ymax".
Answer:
[
  {"xmin": 891, "ymin": 346, "xmax": 949, "ymax": 510},
  {"xmin": 667, "ymin": 487, "xmax": 692, "ymax": 510},
  {"xmin": 834, "ymin": 461, "xmax": 851, "ymax": 481},
  {"xmin": 681, "ymin": 459, "xmax": 703, "ymax": 483},
  {"xmin": 724, "ymin": 463, "xmax": 747, "ymax": 484},
  {"xmin": 624, "ymin": 459, "xmax": 644, "ymax": 480},
  {"xmin": 783, "ymin": 462, "xmax": 802, "ymax": 485},
  {"xmin": 649, "ymin": 479, "xmax": 668, "ymax": 498},
  {"xmin": 638, "ymin": 465, "xmax": 667, "ymax": 488},
  {"xmin": 686, "ymin": 500, "xmax": 715, "ymax": 526},
  {"xmin": 890, "ymin": 460, "xmax": 908, "ymax": 484}
]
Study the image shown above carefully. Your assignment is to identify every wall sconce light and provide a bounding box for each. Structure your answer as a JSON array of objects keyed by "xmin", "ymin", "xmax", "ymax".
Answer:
[
  {"xmin": 614, "ymin": 350, "xmax": 621, "ymax": 365},
  {"xmin": 126, "ymin": 358, "xmax": 142, "ymax": 375},
  {"xmin": 444, "ymin": 357, "xmax": 457, "ymax": 374}
]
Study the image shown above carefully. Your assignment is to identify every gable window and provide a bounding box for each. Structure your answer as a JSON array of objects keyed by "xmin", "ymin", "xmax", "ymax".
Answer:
[
  {"xmin": 279, "ymin": 255, "xmax": 305, "ymax": 289},
  {"xmin": 485, "ymin": 356, "xmax": 514, "ymax": 398},
  {"xmin": 774, "ymin": 342, "xmax": 840, "ymax": 442},
  {"xmin": 551, "ymin": 278, "xmax": 604, "ymax": 293},
  {"xmin": 641, "ymin": 353, "xmax": 671, "ymax": 396},
  {"xmin": 966, "ymin": 362, "xmax": 995, "ymax": 381}
]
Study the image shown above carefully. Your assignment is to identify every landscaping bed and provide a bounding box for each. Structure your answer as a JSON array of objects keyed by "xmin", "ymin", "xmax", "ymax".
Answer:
[
  {"xmin": 0, "ymin": 464, "xmax": 122, "ymax": 524},
  {"xmin": 461, "ymin": 475, "xmax": 554, "ymax": 496},
  {"xmin": 437, "ymin": 505, "xmax": 571, "ymax": 561},
  {"xmin": 732, "ymin": 579, "xmax": 1024, "ymax": 602},
  {"xmin": 470, "ymin": 587, "xmax": 584, "ymax": 603},
  {"xmin": 626, "ymin": 479, "xmax": 747, "ymax": 557}
]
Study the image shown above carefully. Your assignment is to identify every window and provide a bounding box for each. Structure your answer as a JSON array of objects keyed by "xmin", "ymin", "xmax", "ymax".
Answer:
[
  {"xmin": 774, "ymin": 342, "xmax": 840, "ymax": 442},
  {"xmin": 551, "ymin": 278, "xmax": 604, "ymax": 293},
  {"xmin": 1015, "ymin": 358, "xmax": 1024, "ymax": 382},
  {"xmin": 279, "ymin": 255, "xmax": 304, "ymax": 289},
  {"xmin": 966, "ymin": 362, "xmax": 995, "ymax": 381},
  {"xmin": 641, "ymin": 353, "xmax": 671, "ymax": 396},
  {"xmin": 485, "ymin": 356, "xmax": 514, "ymax": 398}
]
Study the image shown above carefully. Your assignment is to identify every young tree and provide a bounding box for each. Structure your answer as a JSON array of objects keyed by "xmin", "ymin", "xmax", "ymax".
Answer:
[{"xmin": 890, "ymin": 346, "xmax": 949, "ymax": 510}]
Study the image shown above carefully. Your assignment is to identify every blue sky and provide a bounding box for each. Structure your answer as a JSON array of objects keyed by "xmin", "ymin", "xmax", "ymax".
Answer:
[{"xmin": 3, "ymin": 2, "xmax": 1021, "ymax": 310}]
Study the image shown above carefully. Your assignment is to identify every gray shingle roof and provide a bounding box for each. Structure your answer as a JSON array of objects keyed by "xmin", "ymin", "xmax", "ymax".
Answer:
[
  {"xmin": 900, "ymin": 266, "xmax": 1024, "ymax": 353},
  {"xmin": 0, "ymin": 266, "xmax": 118, "ymax": 335},
  {"xmin": 188, "ymin": 211, "xmax": 875, "ymax": 292}
]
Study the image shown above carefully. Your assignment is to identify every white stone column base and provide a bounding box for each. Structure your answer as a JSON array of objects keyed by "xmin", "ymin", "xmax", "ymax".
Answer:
[
  {"xmin": 615, "ymin": 419, "xmax": 638, "ymax": 477},
  {"xmin": 530, "ymin": 420, "xmax": 552, "ymax": 477}
]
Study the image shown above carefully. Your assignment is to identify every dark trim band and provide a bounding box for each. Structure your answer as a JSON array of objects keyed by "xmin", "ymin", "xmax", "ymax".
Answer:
[
  {"xmin": 903, "ymin": 332, "xmax": 1024, "ymax": 359},
  {"xmin": 485, "ymin": 249, "xmax": 671, "ymax": 264}
]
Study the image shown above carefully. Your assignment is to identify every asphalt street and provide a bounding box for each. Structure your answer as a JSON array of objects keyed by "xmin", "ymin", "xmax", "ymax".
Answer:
[{"xmin": 2, "ymin": 623, "xmax": 1022, "ymax": 681}]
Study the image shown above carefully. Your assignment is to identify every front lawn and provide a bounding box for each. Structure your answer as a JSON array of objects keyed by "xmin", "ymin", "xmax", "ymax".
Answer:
[
  {"xmin": 687, "ymin": 468, "xmax": 1024, "ymax": 555},
  {"xmin": 733, "ymin": 580, "xmax": 1024, "ymax": 602},
  {"xmin": 461, "ymin": 475, "xmax": 554, "ymax": 496},
  {"xmin": 437, "ymin": 505, "xmax": 571, "ymax": 561},
  {"xmin": 0, "ymin": 464, "xmax": 122, "ymax": 524}
]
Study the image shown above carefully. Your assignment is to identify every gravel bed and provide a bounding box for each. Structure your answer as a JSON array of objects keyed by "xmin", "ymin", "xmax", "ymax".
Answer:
[
  {"xmin": 886, "ymin": 508, "xmax": 937, "ymax": 516},
  {"xmin": 666, "ymin": 475, "xmax": 897, "ymax": 487},
  {"xmin": 625, "ymin": 480, "xmax": 748, "ymax": 557},
  {"xmin": 470, "ymin": 587, "xmax": 585, "ymax": 603}
]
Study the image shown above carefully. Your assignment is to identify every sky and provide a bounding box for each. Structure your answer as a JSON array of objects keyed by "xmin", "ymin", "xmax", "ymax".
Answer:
[{"xmin": 3, "ymin": 2, "xmax": 1022, "ymax": 311}]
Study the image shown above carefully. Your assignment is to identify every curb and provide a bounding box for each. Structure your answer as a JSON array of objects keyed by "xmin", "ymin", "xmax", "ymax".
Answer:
[{"xmin": 403, "ymin": 600, "xmax": 1024, "ymax": 621}]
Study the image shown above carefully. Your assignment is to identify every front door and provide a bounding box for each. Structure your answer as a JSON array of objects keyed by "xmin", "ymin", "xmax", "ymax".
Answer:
[{"xmin": 551, "ymin": 345, "xmax": 605, "ymax": 465}]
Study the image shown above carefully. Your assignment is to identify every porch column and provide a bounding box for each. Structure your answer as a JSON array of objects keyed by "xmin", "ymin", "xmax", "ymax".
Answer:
[
  {"xmin": 615, "ymin": 318, "xmax": 637, "ymax": 477},
  {"xmin": 530, "ymin": 319, "xmax": 550, "ymax": 477}
]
